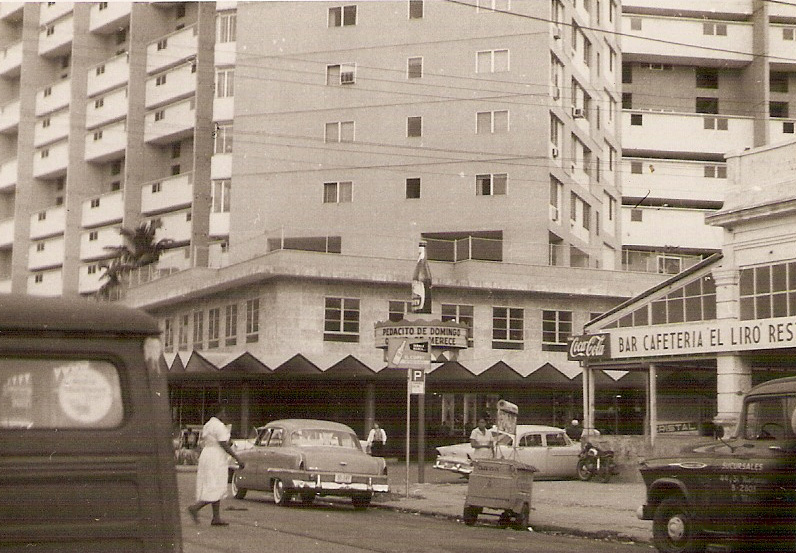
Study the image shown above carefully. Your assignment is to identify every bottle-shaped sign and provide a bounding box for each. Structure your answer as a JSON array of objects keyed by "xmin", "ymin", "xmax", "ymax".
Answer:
[{"xmin": 410, "ymin": 241, "xmax": 432, "ymax": 314}]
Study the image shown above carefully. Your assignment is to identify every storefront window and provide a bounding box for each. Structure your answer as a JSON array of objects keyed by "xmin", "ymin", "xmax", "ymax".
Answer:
[{"xmin": 739, "ymin": 261, "xmax": 796, "ymax": 320}]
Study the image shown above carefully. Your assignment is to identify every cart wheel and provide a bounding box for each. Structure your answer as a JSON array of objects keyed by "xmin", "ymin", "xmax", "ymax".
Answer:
[
  {"xmin": 513, "ymin": 503, "xmax": 530, "ymax": 530},
  {"xmin": 463, "ymin": 505, "xmax": 480, "ymax": 526},
  {"xmin": 497, "ymin": 511, "xmax": 513, "ymax": 528}
]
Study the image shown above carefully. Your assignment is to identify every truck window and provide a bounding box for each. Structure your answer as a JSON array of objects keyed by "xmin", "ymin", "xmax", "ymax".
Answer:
[
  {"xmin": 0, "ymin": 358, "xmax": 123, "ymax": 429},
  {"xmin": 742, "ymin": 396, "xmax": 796, "ymax": 441}
]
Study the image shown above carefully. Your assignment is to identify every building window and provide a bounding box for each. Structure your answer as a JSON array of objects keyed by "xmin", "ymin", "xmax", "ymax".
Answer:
[
  {"xmin": 476, "ymin": 49, "xmax": 509, "ymax": 73},
  {"xmin": 630, "ymin": 208, "xmax": 643, "ymax": 222},
  {"xmin": 704, "ymin": 165, "xmax": 727, "ymax": 178},
  {"xmin": 441, "ymin": 304, "xmax": 474, "ymax": 347},
  {"xmin": 542, "ymin": 310, "xmax": 572, "ymax": 351},
  {"xmin": 476, "ymin": 110, "xmax": 509, "ymax": 134},
  {"xmin": 214, "ymin": 124, "xmax": 234, "ymax": 153},
  {"xmin": 389, "ymin": 300, "xmax": 410, "ymax": 322},
  {"xmin": 37, "ymin": 211, "xmax": 46, "ymax": 221},
  {"xmin": 476, "ymin": 173, "xmax": 507, "ymax": 196},
  {"xmin": 621, "ymin": 63, "xmax": 632, "ymax": 84},
  {"xmin": 155, "ymin": 74, "xmax": 167, "ymax": 86},
  {"xmin": 217, "ymin": 12, "xmax": 237, "ymax": 42},
  {"xmin": 154, "ymin": 110, "xmax": 165, "ymax": 122},
  {"xmin": 111, "ymin": 180, "xmax": 121, "ymax": 191},
  {"xmin": 99, "ymin": 2, "xmax": 108, "ymax": 9},
  {"xmin": 89, "ymin": 231, "xmax": 99, "ymax": 241},
  {"xmin": 629, "ymin": 17, "xmax": 641, "ymax": 30},
  {"xmin": 40, "ymin": 149, "xmax": 49, "ymax": 159},
  {"xmin": 36, "ymin": 242, "xmax": 45, "ymax": 252},
  {"xmin": 111, "ymin": 160, "xmax": 122, "ymax": 175},
  {"xmin": 246, "ymin": 298, "xmax": 260, "ymax": 343},
  {"xmin": 46, "ymin": 25, "xmax": 55, "ymax": 36},
  {"xmin": 327, "ymin": 63, "xmax": 356, "ymax": 85},
  {"xmin": 622, "ymin": 92, "xmax": 632, "ymax": 110},
  {"xmin": 409, "ymin": 0, "xmax": 424, "ymax": 19},
  {"xmin": 695, "ymin": 67, "xmax": 719, "ymax": 89},
  {"xmin": 324, "ymin": 297, "xmax": 360, "ymax": 342},
  {"xmin": 212, "ymin": 179, "xmax": 231, "ymax": 213},
  {"xmin": 630, "ymin": 113, "xmax": 643, "ymax": 126},
  {"xmin": 171, "ymin": 143, "xmax": 181, "ymax": 159},
  {"xmin": 152, "ymin": 182, "xmax": 162, "ymax": 193},
  {"xmin": 208, "ymin": 308, "xmax": 220, "ymax": 349},
  {"xmin": 784, "ymin": 121, "xmax": 795, "ymax": 134},
  {"xmin": 407, "ymin": 116, "xmax": 422, "ymax": 137},
  {"xmin": 425, "ymin": 231, "xmax": 503, "ymax": 262},
  {"xmin": 408, "ymin": 56, "xmax": 423, "ymax": 79},
  {"xmin": 216, "ymin": 68, "xmax": 235, "ymax": 98},
  {"xmin": 178, "ymin": 314, "xmax": 189, "ymax": 350},
  {"xmin": 406, "ymin": 177, "xmax": 421, "ymax": 199},
  {"xmin": 163, "ymin": 318, "xmax": 174, "ymax": 352},
  {"xmin": 703, "ymin": 22, "xmax": 727, "ymax": 36},
  {"xmin": 771, "ymin": 101, "xmax": 789, "ymax": 118},
  {"xmin": 630, "ymin": 161, "xmax": 643, "ymax": 174},
  {"xmin": 43, "ymin": 86, "xmax": 52, "ymax": 97},
  {"xmin": 171, "ymin": 164, "xmax": 181, "ymax": 176},
  {"xmin": 323, "ymin": 181, "xmax": 353, "ymax": 203},
  {"xmin": 740, "ymin": 261, "xmax": 796, "ymax": 320},
  {"xmin": 784, "ymin": 27, "xmax": 795, "ymax": 41},
  {"xmin": 492, "ymin": 307, "xmax": 523, "ymax": 349},
  {"xmin": 42, "ymin": 118, "xmax": 51, "ymax": 129},
  {"xmin": 225, "ymin": 304, "xmax": 238, "ymax": 346},
  {"xmin": 34, "ymin": 274, "xmax": 43, "ymax": 284},
  {"xmin": 325, "ymin": 120, "xmax": 354, "ymax": 142},
  {"xmin": 771, "ymin": 72, "xmax": 789, "ymax": 93},
  {"xmin": 157, "ymin": 39, "xmax": 168, "ymax": 51},
  {"xmin": 329, "ymin": 5, "xmax": 357, "ymax": 27},
  {"xmin": 93, "ymin": 131, "xmax": 103, "ymax": 141},
  {"xmin": 94, "ymin": 98, "xmax": 104, "ymax": 109},
  {"xmin": 192, "ymin": 311, "xmax": 204, "ymax": 350}
]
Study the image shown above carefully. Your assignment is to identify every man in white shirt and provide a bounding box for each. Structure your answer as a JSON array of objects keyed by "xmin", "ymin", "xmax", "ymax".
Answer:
[
  {"xmin": 366, "ymin": 422, "xmax": 387, "ymax": 457},
  {"xmin": 469, "ymin": 418, "xmax": 495, "ymax": 459}
]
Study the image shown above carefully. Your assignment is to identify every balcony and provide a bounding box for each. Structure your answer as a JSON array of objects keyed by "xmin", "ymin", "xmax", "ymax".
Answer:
[
  {"xmin": 215, "ymin": 39, "xmax": 236, "ymax": 67},
  {"xmin": 146, "ymin": 25, "xmax": 198, "ymax": 75},
  {"xmin": 0, "ymin": 218, "xmax": 14, "ymax": 248},
  {"xmin": 155, "ymin": 210, "xmax": 192, "ymax": 244},
  {"xmin": 28, "ymin": 236, "xmax": 65, "ymax": 271},
  {"xmin": 213, "ymin": 96, "xmax": 234, "ymax": 122},
  {"xmin": 622, "ymin": 206, "xmax": 723, "ymax": 251},
  {"xmin": 34, "ymin": 110, "xmax": 70, "ymax": 148},
  {"xmin": 78, "ymin": 264, "xmax": 105, "ymax": 295},
  {"xmin": 89, "ymin": 2, "xmax": 131, "ymax": 34},
  {"xmin": 29, "ymin": 205, "xmax": 65, "ymax": 240},
  {"xmin": 0, "ymin": 41, "xmax": 23, "ymax": 78},
  {"xmin": 622, "ymin": 0, "xmax": 752, "ymax": 16},
  {"xmin": 141, "ymin": 172, "xmax": 193, "ymax": 215},
  {"xmin": 0, "ymin": 158, "xmax": 16, "ymax": 192},
  {"xmin": 770, "ymin": 119, "xmax": 796, "ymax": 143},
  {"xmin": 39, "ymin": 13, "xmax": 74, "ymax": 58},
  {"xmin": 210, "ymin": 212, "xmax": 229, "ymax": 237},
  {"xmin": 39, "ymin": 2, "xmax": 73, "ymax": 26},
  {"xmin": 80, "ymin": 225, "xmax": 123, "ymax": 261},
  {"xmin": 623, "ymin": 158, "xmax": 727, "ymax": 205},
  {"xmin": 211, "ymin": 153, "xmax": 232, "ymax": 179},
  {"xmin": 0, "ymin": 99, "xmax": 20, "ymax": 134},
  {"xmin": 32, "ymin": 140, "xmax": 69, "ymax": 179},
  {"xmin": 27, "ymin": 269, "xmax": 63, "ymax": 296},
  {"xmin": 771, "ymin": 26, "xmax": 796, "ymax": 69},
  {"xmin": 36, "ymin": 79, "xmax": 71, "ymax": 117},
  {"xmin": 0, "ymin": 3, "xmax": 24, "ymax": 21},
  {"xmin": 621, "ymin": 15, "xmax": 753, "ymax": 66},
  {"xmin": 87, "ymin": 53, "xmax": 130, "ymax": 98},
  {"xmin": 144, "ymin": 98, "xmax": 195, "ymax": 144},
  {"xmin": 82, "ymin": 190, "xmax": 123, "ymax": 228},
  {"xmin": 86, "ymin": 86, "xmax": 127, "ymax": 129},
  {"xmin": 0, "ymin": 279, "xmax": 9, "ymax": 294},
  {"xmin": 84, "ymin": 120, "xmax": 127, "ymax": 163},
  {"xmin": 145, "ymin": 63, "xmax": 196, "ymax": 109},
  {"xmin": 622, "ymin": 110, "xmax": 753, "ymax": 156}
]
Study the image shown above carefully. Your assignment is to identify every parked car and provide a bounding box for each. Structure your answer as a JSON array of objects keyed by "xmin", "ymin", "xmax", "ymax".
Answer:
[
  {"xmin": 230, "ymin": 419, "xmax": 389, "ymax": 509},
  {"xmin": 433, "ymin": 424, "xmax": 581, "ymax": 479}
]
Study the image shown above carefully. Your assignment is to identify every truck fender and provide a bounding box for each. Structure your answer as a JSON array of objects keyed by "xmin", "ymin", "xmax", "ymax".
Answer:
[{"xmin": 647, "ymin": 477, "xmax": 693, "ymax": 509}]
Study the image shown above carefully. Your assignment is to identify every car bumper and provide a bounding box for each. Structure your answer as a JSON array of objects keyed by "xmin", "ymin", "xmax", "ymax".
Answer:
[
  {"xmin": 433, "ymin": 458, "xmax": 473, "ymax": 475},
  {"xmin": 272, "ymin": 469, "xmax": 389, "ymax": 494}
]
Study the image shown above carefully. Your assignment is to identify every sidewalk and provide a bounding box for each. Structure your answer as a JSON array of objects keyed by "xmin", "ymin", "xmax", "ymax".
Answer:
[{"xmin": 374, "ymin": 462, "xmax": 652, "ymax": 545}]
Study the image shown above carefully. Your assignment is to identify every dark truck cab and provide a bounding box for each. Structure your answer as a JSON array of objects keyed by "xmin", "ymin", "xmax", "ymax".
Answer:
[
  {"xmin": 638, "ymin": 376, "xmax": 796, "ymax": 553},
  {"xmin": 0, "ymin": 295, "xmax": 181, "ymax": 552}
]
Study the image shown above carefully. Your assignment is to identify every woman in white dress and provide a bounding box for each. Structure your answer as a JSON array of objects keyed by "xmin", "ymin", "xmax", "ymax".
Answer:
[{"xmin": 187, "ymin": 404, "xmax": 244, "ymax": 526}]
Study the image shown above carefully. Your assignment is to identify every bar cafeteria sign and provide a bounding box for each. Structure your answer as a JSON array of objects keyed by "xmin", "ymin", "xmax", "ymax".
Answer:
[{"xmin": 569, "ymin": 315, "xmax": 796, "ymax": 361}]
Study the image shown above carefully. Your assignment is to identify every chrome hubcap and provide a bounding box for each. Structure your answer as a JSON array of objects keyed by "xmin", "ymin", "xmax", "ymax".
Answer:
[{"xmin": 667, "ymin": 516, "xmax": 686, "ymax": 541}]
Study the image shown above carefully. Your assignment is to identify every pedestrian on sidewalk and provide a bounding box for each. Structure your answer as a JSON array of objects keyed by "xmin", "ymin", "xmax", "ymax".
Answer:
[
  {"xmin": 366, "ymin": 422, "xmax": 387, "ymax": 457},
  {"xmin": 187, "ymin": 403, "xmax": 245, "ymax": 526},
  {"xmin": 469, "ymin": 417, "xmax": 495, "ymax": 459}
]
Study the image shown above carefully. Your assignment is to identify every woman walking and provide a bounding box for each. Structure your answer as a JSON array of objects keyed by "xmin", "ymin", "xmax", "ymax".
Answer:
[{"xmin": 187, "ymin": 403, "xmax": 244, "ymax": 526}]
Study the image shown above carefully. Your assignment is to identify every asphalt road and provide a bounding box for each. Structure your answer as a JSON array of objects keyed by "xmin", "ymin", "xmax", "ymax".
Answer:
[{"xmin": 177, "ymin": 471, "xmax": 653, "ymax": 553}]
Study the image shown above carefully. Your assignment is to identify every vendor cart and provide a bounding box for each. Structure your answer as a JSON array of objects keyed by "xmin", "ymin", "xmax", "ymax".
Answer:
[{"xmin": 462, "ymin": 458, "xmax": 536, "ymax": 530}]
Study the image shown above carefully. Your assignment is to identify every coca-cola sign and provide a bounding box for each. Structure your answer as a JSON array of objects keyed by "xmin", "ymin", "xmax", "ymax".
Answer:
[{"xmin": 568, "ymin": 334, "xmax": 610, "ymax": 361}]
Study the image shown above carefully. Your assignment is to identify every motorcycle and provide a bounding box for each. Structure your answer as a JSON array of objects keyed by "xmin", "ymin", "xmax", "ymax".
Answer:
[{"xmin": 576, "ymin": 442, "xmax": 618, "ymax": 483}]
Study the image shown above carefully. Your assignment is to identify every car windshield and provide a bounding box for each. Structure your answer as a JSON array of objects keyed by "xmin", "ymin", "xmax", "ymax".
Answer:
[
  {"xmin": 290, "ymin": 428, "xmax": 361, "ymax": 449},
  {"xmin": 742, "ymin": 395, "xmax": 796, "ymax": 441}
]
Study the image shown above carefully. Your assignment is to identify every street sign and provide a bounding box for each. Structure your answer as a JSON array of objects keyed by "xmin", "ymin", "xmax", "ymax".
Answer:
[
  {"xmin": 409, "ymin": 367, "xmax": 425, "ymax": 395},
  {"xmin": 387, "ymin": 338, "xmax": 431, "ymax": 369}
]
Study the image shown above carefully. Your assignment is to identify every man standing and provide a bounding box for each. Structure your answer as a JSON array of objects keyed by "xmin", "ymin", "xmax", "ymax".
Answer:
[
  {"xmin": 566, "ymin": 419, "xmax": 584, "ymax": 441},
  {"xmin": 366, "ymin": 422, "xmax": 387, "ymax": 457}
]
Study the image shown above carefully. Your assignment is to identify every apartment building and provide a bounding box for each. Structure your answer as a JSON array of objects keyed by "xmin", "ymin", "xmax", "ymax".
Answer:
[
  {"xmin": 1, "ymin": 1, "xmax": 664, "ymax": 442},
  {"xmin": 620, "ymin": 0, "xmax": 796, "ymax": 274}
]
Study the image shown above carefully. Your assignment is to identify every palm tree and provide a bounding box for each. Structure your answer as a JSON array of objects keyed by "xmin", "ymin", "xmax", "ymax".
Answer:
[{"xmin": 97, "ymin": 220, "xmax": 174, "ymax": 300}]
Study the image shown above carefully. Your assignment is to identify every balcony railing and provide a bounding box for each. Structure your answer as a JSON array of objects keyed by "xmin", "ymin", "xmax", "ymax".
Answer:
[
  {"xmin": 29, "ymin": 205, "xmax": 66, "ymax": 240},
  {"xmin": 34, "ymin": 110, "xmax": 70, "ymax": 148},
  {"xmin": 86, "ymin": 86, "xmax": 128, "ymax": 129},
  {"xmin": 145, "ymin": 63, "xmax": 197, "ymax": 109},
  {"xmin": 82, "ymin": 190, "xmax": 123, "ymax": 228},
  {"xmin": 0, "ymin": 218, "xmax": 14, "ymax": 248},
  {"xmin": 89, "ymin": 1, "xmax": 131, "ymax": 34},
  {"xmin": 621, "ymin": 250, "xmax": 707, "ymax": 275},
  {"xmin": 0, "ymin": 41, "xmax": 23, "ymax": 78},
  {"xmin": 0, "ymin": 99, "xmax": 20, "ymax": 134},
  {"xmin": 144, "ymin": 97, "xmax": 195, "ymax": 144},
  {"xmin": 141, "ymin": 172, "xmax": 193, "ymax": 215},
  {"xmin": 146, "ymin": 25, "xmax": 198, "ymax": 75},
  {"xmin": 39, "ymin": 13, "xmax": 74, "ymax": 58},
  {"xmin": 36, "ymin": 79, "xmax": 71, "ymax": 117},
  {"xmin": 0, "ymin": 158, "xmax": 17, "ymax": 192},
  {"xmin": 84, "ymin": 120, "xmax": 127, "ymax": 163},
  {"xmin": 87, "ymin": 53, "xmax": 129, "ymax": 98}
]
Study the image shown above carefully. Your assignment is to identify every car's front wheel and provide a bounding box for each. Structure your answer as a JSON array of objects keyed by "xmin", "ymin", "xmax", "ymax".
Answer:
[
  {"xmin": 231, "ymin": 472, "xmax": 247, "ymax": 499},
  {"xmin": 652, "ymin": 496, "xmax": 704, "ymax": 553},
  {"xmin": 272, "ymin": 479, "xmax": 293, "ymax": 506}
]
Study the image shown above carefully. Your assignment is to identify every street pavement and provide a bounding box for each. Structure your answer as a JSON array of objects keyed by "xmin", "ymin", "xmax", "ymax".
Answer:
[{"xmin": 374, "ymin": 461, "xmax": 652, "ymax": 545}]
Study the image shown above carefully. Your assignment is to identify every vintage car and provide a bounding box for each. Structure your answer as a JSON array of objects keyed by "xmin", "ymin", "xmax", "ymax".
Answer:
[
  {"xmin": 230, "ymin": 419, "xmax": 389, "ymax": 509},
  {"xmin": 433, "ymin": 424, "xmax": 581, "ymax": 479}
]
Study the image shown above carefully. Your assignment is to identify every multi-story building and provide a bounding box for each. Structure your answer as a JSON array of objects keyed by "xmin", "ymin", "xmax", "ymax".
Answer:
[
  {"xmin": 620, "ymin": 0, "xmax": 796, "ymax": 273},
  {"xmin": 0, "ymin": 1, "xmax": 665, "ymax": 444}
]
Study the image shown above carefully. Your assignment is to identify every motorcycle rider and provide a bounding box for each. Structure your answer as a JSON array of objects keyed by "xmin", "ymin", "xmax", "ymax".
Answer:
[{"xmin": 565, "ymin": 419, "xmax": 584, "ymax": 441}]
